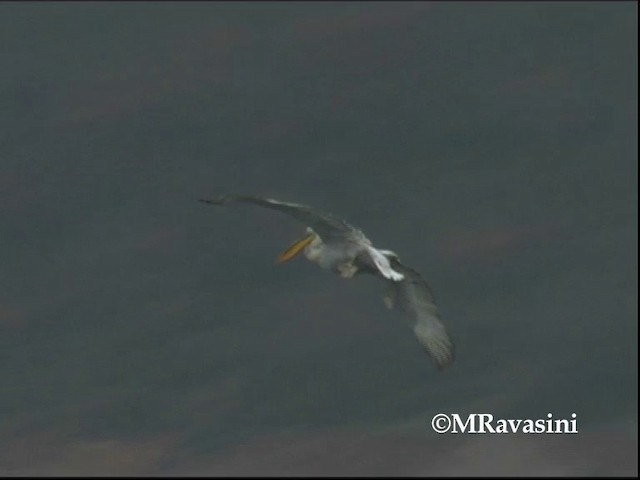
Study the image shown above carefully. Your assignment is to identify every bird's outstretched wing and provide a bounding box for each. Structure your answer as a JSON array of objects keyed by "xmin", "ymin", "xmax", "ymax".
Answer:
[
  {"xmin": 199, "ymin": 195, "xmax": 361, "ymax": 241},
  {"xmin": 385, "ymin": 258, "xmax": 455, "ymax": 370}
]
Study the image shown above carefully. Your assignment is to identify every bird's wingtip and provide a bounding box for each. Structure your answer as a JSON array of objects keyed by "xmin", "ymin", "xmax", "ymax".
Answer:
[{"xmin": 432, "ymin": 343, "xmax": 456, "ymax": 371}]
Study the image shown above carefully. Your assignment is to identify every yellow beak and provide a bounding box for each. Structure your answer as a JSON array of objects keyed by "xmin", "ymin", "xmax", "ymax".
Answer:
[{"xmin": 275, "ymin": 233, "xmax": 315, "ymax": 264}]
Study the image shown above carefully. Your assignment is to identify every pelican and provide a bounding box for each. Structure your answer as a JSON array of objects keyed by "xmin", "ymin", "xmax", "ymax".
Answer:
[{"xmin": 199, "ymin": 195, "xmax": 454, "ymax": 370}]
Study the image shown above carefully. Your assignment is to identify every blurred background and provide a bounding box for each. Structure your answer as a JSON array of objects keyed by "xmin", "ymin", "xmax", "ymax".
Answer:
[{"xmin": 0, "ymin": 2, "xmax": 636, "ymax": 475}]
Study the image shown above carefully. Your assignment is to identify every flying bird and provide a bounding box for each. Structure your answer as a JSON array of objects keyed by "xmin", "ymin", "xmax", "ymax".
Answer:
[{"xmin": 199, "ymin": 195, "xmax": 454, "ymax": 370}]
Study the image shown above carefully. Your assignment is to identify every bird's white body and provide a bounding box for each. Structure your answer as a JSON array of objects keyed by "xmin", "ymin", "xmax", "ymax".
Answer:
[
  {"xmin": 302, "ymin": 227, "xmax": 404, "ymax": 281},
  {"xmin": 302, "ymin": 231, "xmax": 354, "ymax": 268}
]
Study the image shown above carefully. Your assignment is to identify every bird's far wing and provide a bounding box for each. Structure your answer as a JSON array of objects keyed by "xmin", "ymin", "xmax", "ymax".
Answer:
[
  {"xmin": 199, "ymin": 194, "xmax": 356, "ymax": 241},
  {"xmin": 387, "ymin": 258, "xmax": 455, "ymax": 370}
]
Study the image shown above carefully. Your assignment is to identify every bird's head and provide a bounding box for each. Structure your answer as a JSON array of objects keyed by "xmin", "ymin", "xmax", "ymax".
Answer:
[{"xmin": 275, "ymin": 228, "xmax": 317, "ymax": 264}]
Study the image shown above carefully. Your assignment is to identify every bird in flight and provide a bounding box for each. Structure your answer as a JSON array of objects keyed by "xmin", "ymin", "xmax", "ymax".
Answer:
[{"xmin": 199, "ymin": 195, "xmax": 454, "ymax": 370}]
